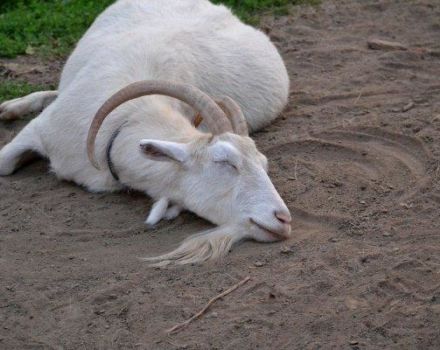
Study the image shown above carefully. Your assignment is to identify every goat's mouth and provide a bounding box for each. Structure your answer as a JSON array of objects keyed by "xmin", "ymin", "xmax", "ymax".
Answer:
[{"xmin": 249, "ymin": 218, "xmax": 290, "ymax": 241}]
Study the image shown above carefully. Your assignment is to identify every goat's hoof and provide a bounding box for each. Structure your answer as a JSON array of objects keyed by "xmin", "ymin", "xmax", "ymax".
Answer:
[
  {"xmin": 0, "ymin": 98, "xmax": 24, "ymax": 120},
  {"xmin": 0, "ymin": 111, "xmax": 17, "ymax": 121},
  {"xmin": 0, "ymin": 156, "xmax": 14, "ymax": 176},
  {"xmin": 0, "ymin": 168, "xmax": 14, "ymax": 176},
  {"xmin": 144, "ymin": 221, "xmax": 157, "ymax": 230}
]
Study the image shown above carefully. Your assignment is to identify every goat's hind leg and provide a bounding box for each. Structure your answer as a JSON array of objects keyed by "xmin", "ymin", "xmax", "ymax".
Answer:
[
  {"xmin": 0, "ymin": 90, "xmax": 58, "ymax": 120},
  {"xmin": 145, "ymin": 199, "xmax": 183, "ymax": 228},
  {"xmin": 0, "ymin": 119, "xmax": 44, "ymax": 175}
]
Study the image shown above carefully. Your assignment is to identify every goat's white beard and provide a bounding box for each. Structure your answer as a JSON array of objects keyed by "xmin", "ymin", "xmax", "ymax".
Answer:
[{"xmin": 141, "ymin": 225, "xmax": 244, "ymax": 267}]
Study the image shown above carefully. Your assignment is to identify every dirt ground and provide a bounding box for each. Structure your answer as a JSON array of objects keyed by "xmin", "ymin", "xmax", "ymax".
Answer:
[{"xmin": 1, "ymin": 0, "xmax": 440, "ymax": 349}]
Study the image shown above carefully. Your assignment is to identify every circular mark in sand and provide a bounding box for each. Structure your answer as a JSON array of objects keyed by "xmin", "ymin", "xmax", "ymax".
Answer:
[{"xmin": 266, "ymin": 127, "xmax": 431, "ymax": 229}]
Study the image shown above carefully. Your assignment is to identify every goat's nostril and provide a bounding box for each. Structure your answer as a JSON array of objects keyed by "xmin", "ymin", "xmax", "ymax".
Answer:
[{"xmin": 274, "ymin": 210, "xmax": 292, "ymax": 224}]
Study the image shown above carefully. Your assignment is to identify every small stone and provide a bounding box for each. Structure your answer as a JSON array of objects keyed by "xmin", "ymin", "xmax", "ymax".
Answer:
[
  {"xmin": 399, "ymin": 202, "xmax": 411, "ymax": 209},
  {"xmin": 383, "ymin": 231, "xmax": 392, "ymax": 237},
  {"xmin": 280, "ymin": 245, "xmax": 294, "ymax": 254},
  {"xmin": 349, "ymin": 340, "xmax": 359, "ymax": 345},
  {"xmin": 254, "ymin": 261, "xmax": 265, "ymax": 267},
  {"xmin": 352, "ymin": 110, "xmax": 368, "ymax": 116},
  {"xmin": 402, "ymin": 101, "xmax": 415, "ymax": 112},
  {"xmin": 367, "ymin": 39, "xmax": 408, "ymax": 51},
  {"xmin": 359, "ymin": 200, "xmax": 366, "ymax": 205},
  {"xmin": 329, "ymin": 237, "xmax": 339, "ymax": 243},
  {"xmin": 413, "ymin": 97, "xmax": 427, "ymax": 103}
]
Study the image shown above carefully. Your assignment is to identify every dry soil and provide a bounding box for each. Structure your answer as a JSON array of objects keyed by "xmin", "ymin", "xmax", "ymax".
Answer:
[{"xmin": 1, "ymin": 0, "xmax": 439, "ymax": 349}]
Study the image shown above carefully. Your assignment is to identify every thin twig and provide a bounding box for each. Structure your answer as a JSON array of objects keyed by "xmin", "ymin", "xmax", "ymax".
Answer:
[
  {"xmin": 166, "ymin": 276, "xmax": 251, "ymax": 335},
  {"xmin": 294, "ymin": 159, "xmax": 298, "ymax": 181},
  {"xmin": 354, "ymin": 91, "xmax": 363, "ymax": 105}
]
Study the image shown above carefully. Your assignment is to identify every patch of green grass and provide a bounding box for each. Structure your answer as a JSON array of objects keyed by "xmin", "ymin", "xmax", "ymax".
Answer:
[
  {"xmin": 214, "ymin": 0, "xmax": 319, "ymax": 23},
  {"xmin": 0, "ymin": 0, "xmax": 319, "ymax": 59},
  {"xmin": 0, "ymin": 81, "xmax": 47, "ymax": 102},
  {"xmin": 0, "ymin": 0, "xmax": 114, "ymax": 58}
]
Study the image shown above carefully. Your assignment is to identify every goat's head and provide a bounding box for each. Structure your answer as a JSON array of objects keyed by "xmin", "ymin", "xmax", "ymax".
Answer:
[{"xmin": 87, "ymin": 80, "xmax": 291, "ymax": 266}]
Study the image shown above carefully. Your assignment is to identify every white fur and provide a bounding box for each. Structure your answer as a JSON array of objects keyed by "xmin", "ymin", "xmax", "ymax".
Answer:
[
  {"xmin": 145, "ymin": 197, "xmax": 169, "ymax": 227},
  {"xmin": 0, "ymin": 0, "xmax": 291, "ymax": 265},
  {"xmin": 0, "ymin": 91, "xmax": 57, "ymax": 120}
]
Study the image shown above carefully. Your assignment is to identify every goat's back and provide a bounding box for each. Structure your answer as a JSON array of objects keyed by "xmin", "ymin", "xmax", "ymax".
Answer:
[{"xmin": 59, "ymin": 0, "xmax": 289, "ymax": 131}]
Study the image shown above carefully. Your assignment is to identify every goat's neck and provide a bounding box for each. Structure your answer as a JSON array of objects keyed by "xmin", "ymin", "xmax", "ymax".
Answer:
[{"xmin": 109, "ymin": 100, "xmax": 205, "ymax": 201}]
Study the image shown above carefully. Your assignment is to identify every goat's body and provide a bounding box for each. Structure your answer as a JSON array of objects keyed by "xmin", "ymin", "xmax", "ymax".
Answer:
[
  {"xmin": 61, "ymin": 0, "xmax": 289, "ymax": 120},
  {"xmin": 1, "ymin": 0, "xmax": 288, "ymax": 192},
  {"xmin": 2, "ymin": 0, "xmax": 288, "ymax": 192},
  {"xmin": 0, "ymin": 0, "xmax": 291, "ymax": 265}
]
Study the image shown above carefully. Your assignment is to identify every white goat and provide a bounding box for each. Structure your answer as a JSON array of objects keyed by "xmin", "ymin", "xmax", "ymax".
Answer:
[{"xmin": 0, "ymin": 0, "xmax": 291, "ymax": 266}]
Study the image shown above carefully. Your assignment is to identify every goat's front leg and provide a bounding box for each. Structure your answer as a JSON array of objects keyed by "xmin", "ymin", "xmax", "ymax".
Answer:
[
  {"xmin": 145, "ymin": 199, "xmax": 183, "ymax": 228},
  {"xmin": 0, "ymin": 118, "xmax": 44, "ymax": 175},
  {"xmin": 145, "ymin": 198, "xmax": 169, "ymax": 228},
  {"xmin": 164, "ymin": 204, "xmax": 182, "ymax": 220}
]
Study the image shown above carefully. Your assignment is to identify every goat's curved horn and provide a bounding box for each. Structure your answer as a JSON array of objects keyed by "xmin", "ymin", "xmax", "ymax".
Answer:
[
  {"xmin": 87, "ymin": 80, "xmax": 233, "ymax": 169},
  {"xmin": 215, "ymin": 96, "xmax": 249, "ymax": 136}
]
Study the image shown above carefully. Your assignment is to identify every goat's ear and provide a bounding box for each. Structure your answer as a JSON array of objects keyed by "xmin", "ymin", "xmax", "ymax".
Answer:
[{"xmin": 139, "ymin": 139, "xmax": 190, "ymax": 163}]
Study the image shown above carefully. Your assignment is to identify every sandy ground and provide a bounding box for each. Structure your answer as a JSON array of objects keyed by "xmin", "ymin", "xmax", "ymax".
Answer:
[{"xmin": 1, "ymin": 0, "xmax": 440, "ymax": 349}]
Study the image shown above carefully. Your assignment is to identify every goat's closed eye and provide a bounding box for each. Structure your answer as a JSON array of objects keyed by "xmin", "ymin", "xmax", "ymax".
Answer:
[{"xmin": 215, "ymin": 160, "xmax": 238, "ymax": 171}]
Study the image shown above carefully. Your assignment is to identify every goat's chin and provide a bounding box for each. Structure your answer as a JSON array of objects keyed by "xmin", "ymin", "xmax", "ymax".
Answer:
[
  {"xmin": 141, "ymin": 225, "xmax": 245, "ymax": 267},
  {"xmin": 247, "ymin": 222, "xmax": 284, "ymax": 243},
  {"xmin": 251, "ymin": 231, "xmax": 281, "ymax": 243}
]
